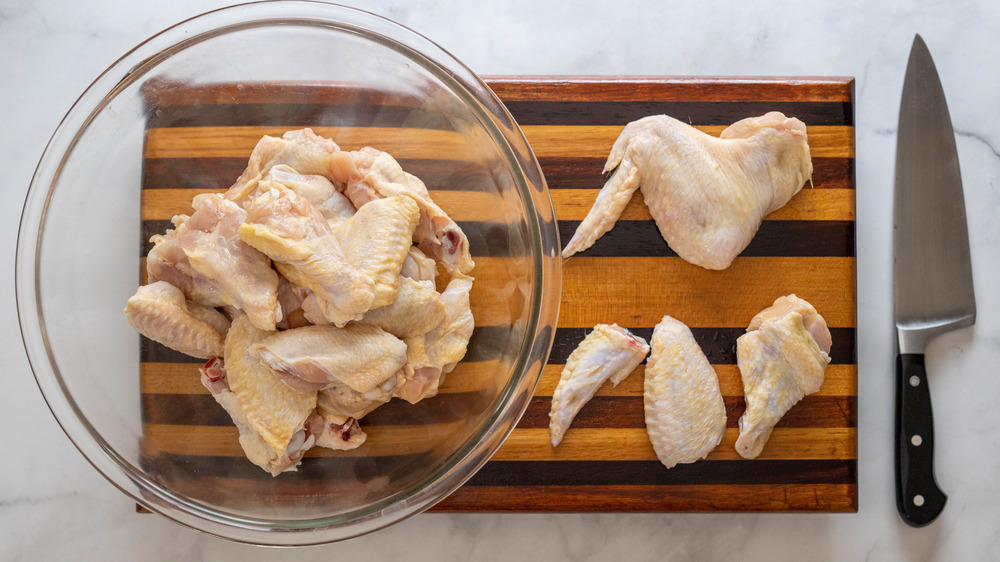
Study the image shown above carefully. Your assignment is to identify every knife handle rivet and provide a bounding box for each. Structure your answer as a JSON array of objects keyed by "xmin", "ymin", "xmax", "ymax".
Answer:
[
  {"xmin": 911, "ymin": 434, "xmax": 923, "ymax": 446},
  {"xmin": 909, "ymin": 375, "xmax": 921, "ymax": 387},
  {"xmin": 913, "ymin": 495, "xmax": 925, "ymax": 507}
]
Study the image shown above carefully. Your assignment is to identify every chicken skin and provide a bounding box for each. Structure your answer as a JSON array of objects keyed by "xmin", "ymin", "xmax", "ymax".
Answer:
[
  {"xmin": 252, "ymin": 324, "xmax": 407, "ymax": 394},
  {"xmin": 124, "ymin": 281, "xmax": 230, "ymax": 359},
  {"xmin": 735, "ymin": 295, "xmax": 832, "ymax": 459},
  {"xmin": 549, "ymin": 324, "xmax": 650, "ymax": 447},
  {"xmin": 224, "ymin": 314, "xmax": 317, "ymax": 458},
  {"xmin": 146, "ymin": 215, "xmax": 224, "ymax": 307},
  {"xmin": 179, "ymin": 193, "xmax": 282, "ymax": 331},
  {"xmin": 225, "ymin": 128, "xmax": 340, "ymax": 203},
  {"xmin": 359, "ymin": 276, "xmax": 446, "ymax": 339},
  {"xmin": 563, "ymin": 112, "xmax": 812, "ymax": 270},
  {"xmin": 331, "ymin": 148, "xmax": 474, "ymax": 275},
  {"xmin": 644, "ymin": 316, "xmax": 727, "ymax": 468},
  {"xmin": 396, "ymin": 276, "xmax": 475, "ymax": 404},
  {"xmin": 239, "ymin": 187, "xmax": 375, "ymax": 326}
]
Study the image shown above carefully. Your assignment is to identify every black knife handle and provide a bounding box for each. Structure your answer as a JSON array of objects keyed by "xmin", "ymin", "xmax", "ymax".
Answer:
[{"xmin": 895, "ymin": 353, "xmax": 946, "ymax": 526}]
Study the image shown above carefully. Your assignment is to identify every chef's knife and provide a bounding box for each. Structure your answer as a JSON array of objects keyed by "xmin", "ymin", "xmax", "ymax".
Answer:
[{"xmin": 893, "ymin": 34, "xmax": 975, "ymax": 527}]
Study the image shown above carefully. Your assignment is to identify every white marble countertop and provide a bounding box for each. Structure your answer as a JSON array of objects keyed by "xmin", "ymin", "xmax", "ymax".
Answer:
[{"xmin": 3, "ymin": 0, "xmax": 999, "ymax": 559}]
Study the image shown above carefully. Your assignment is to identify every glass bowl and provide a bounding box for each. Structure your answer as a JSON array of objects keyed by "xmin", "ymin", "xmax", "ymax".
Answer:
[{"xmin": 16, "ymin": 1, "xmax": 560, "ymax": 545}]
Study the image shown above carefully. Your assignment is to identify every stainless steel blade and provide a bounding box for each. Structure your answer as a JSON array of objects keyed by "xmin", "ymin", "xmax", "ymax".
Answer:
[{"xmin": 894, "ymin": 34, "xmax": 976, "ymax": 354}]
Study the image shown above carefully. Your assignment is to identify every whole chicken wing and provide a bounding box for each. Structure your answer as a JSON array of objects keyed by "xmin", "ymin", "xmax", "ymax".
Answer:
[
  {"xmin": 563, "ymin": 112, "xmax": 812, "ymax": 270},
  {"xmin": 735, "ymin": 295, "xmax": 832, "ymax": 459},
  {"xmin": 549, "ymin": 324, "xmax": 649, "ymax": 447},
  {"xmin": 643, "ymin": 316, "xmax": 727, "ymax": 468}
]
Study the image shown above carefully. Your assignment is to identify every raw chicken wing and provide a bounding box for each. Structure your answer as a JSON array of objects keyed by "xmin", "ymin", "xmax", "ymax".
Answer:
[
  {"xmin": 179, "ymin": 193, "xmax": 282, "ymax": 331},
  {"xmin": 563, "ymin": 112, "xmax": 812, "ymax": 270},
  {"xmin": 397, "ymin": 277, "xmax": 475, "ymax": 403},
  {"xmin": 239, "ymin": 186, "xmax": 375, "ymax": 326},
  {"xmin": 359, "ymin": 276, "xmax": 446, "ymax": 339},
  {"xmin": 736, "ymin": 295, "xmax": 832, "ymax": 459},
  {"xmin": 643, "ymin": 316, "xmax": 727, "ymax": 468},
  {"xmin": 224, "ymin": 314, "xmax": 317, "ymax": 457},
  {"xmin": 549, "ymin": 324, "xmax": 649, "ymax": 447},
  {"xmin": 146, "ymin": 215, "xmax": 224, "ymax": 306},
  {"xmin": 124, "ymin": 281, "xmax": 230, "ymax": 359},
  {"xmin": 252, "ymin": 324, "xmax": 407, "ymax": 394},
  {"xmin": 199, "ymin": 359, "xmax": 316, "ymax": 475},
  {"xmin": 332, "ymin": 195, "xmax": 420, "ymax": 308},
  {"xmin": 306, "ymin": 413, "xmax": 367, "ymax": 451},
  {"xmin": 316, "ymin": 373, "xmax": 403, "ymax": 424},
  {"xmin": 332, "ymin": 148, "xmax": 474, "ymax": 274},
  {"xmin": 225, "ymin": 128, "xmax": 340, "ymax": 202}
]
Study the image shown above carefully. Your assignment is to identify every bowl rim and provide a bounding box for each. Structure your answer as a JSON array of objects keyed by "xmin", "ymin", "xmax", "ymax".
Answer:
[{"xmin": 16, "ymin": 0, "xmax": 561, "ymax": 546}]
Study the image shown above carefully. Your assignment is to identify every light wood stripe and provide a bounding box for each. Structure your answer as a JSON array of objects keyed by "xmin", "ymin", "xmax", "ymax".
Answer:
[
  {"xmin": 559, "ymin": 256, "xmax": 856, "ymax": 328},
  {"xmin": 139, "ymin": 256, "xmax": 856, "ymax": 329},
  {"xmin": 139, "ymin": 361, "xmax": 855, "ymax": 397},
  {"xmin": 522, "ymin": 125, "xmax": 854, "ymax": 159},
  {"xmin": 144, "ymin": 125, "xmax": 854, "ymax": 160},
  {"xmin": 140, "ymin": 360, "xmax": 507, "ymax": 396},
  {"xmin": 142, "ymin": 422, "xmax": 467, "ymax": 458},
  {"xmin": 140, "ymin": 187, "xmax": 855, "ymax": 223},
  {"xmin": 534, "ymin": 363, "xmax": 855, "ymax": 397},
  {"xmin": 494, "ymin": 428, "xmax": 856, "ymax": 461},
  {"xmin": 140, "ymin": 424, "xmax": 854, "ymax": 461},
  {"xmin": 434, "ymin": 483, "xmax": 857, "ymax": 511}
]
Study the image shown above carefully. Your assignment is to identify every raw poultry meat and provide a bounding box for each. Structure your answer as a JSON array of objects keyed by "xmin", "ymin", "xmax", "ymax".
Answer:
[
  {"xmin": 316, "ymin": 373, "xmax": 402, "ymax": 424},
  {"xmin": 735, "ymin": 295, "xmax": 832, "ymax": 459},
  {"xmin": 562, "ymin": 112, "xmax": 813, "ymax": 270},
  {"xmin": 199, "ymin": 358, "xmax": 316, "ymax": 475},
  {"xmin": 236, "ymin": 164, "xmax": 357, "ymax": 226},
  {"xmin": 400, "ymin": 246, "xmax": 437, "ymax": 282},
  {"xmin": 252, "ymin": 324, "xmax": 407, "ymax": 394},
  {"xmin": 306, "ymin": 413, "xmax": 367, "ymax": 451},
  {"xmin": 331, "ymin": 195, "xmax": 420, "ymax": 308},
  {"xmin": 359, "ymin": 276, "xmax": 446, "ymax": 339},
  {"xmin": 643, "ymin": 316, "xmax": 727, "ymax": 468},
  {"xmin": 330, "ymin": 148, "xmax": 475, "ymax": 275},
  {"xmin": 223, "ymin": 314, "xmax": 317, "ymax": 458},
  {"xmin": 179, "ymin": 193, "xmax": 282, "ymax": 331},
  {"xmin": 396, "ymin": 276, "xmax": 476, "ymax": 403},
  {"xmin": 146, "ymin": 215, "xmax": 224, "ymax": 306},
  {"xmin": 225, "ymin": 128, "xmax": 340, "ymax": 203},
  {"xmin": 239, "ymin": 186, "xmax": 375, "ymax": 326},
  {"xmin": 549, "ymin": 324, "xmax": 649, "ymax": 447},
  {"xmin": 124, "ymin": 281, "xmax": 230, "ymax": 359}
]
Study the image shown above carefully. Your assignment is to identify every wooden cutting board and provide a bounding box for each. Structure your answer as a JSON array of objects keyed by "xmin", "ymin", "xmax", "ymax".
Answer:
[{"xmin": 137, "ymin": 76, "xmax": 856, "ymax": 513}]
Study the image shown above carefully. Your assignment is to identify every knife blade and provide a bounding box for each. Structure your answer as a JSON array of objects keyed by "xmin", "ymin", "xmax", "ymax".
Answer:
[{"xmin": 893, "ymin": 34, "xmax": 976, "ymax": 527}]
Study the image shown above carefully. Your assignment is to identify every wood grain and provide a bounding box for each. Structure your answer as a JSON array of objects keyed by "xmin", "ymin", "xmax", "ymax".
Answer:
[{"xmin": 136, "ymin": 76, "xmax": 857, "ymax": 513}]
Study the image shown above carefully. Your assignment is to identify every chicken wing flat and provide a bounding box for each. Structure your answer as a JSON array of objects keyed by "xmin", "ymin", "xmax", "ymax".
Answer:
[
  {"xmin": 549, "ymin": 324, "xmax": 649, "ymax": 447},
  {"xmin": 735, "ymin": 295, "xmax": 832, "ymax": 459},
  {"xmin": 124, "ymin": 281, "xmax": 230, "ymax": 359},
  {"xmin": 643, "ymin": 316, "xmax": 726, "ymax": 468}
]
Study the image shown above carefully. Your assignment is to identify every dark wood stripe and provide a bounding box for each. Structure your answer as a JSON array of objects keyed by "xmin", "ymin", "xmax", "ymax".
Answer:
[
  {"xmin": 140, "ymin": 218, "xmax": 853, "ymax": 259},
  {"xmin": 140, "ymin": 155, "xmax": 852, "ymax": 191},
  {"xmin": 484, "ymin": 76, "xmax": 855, "ymax": 103},
  {"xmin": 141, "ymin": 391, "xmax": 494, "ymax": 427},
  {"xmin": 432, "ymin": 483, "xmax": 857, "ymax": 511},
  {"xmin": 504, "ymin": 101, "xmax": 852, "ymax": 127},
  {"xmin": 519, "ymin": 396, "xmax": 856, "ymax": 429},
  {"xmin": 144, "ymin": 100, "xmax": 851, "ymax": 130},
  {"xmin": 141, "ymin": 158, "xmax": 498, "ymax": 191},
  {"xmin": 548, "ymin": 327, "xmax": 855, "ymax": 365},
  {"xmin": 465, "ymin": 459, "xmax": 855, "ymax": 486},
  {"xmin": 145, "ymin": 103, "xmax": 455, "ymax": 130},
  {"xmin": 140, "ymin": 325, "xmax": 856, "ymax": 365},
  {"xmin": 558, "ymin": 219, "xmax": 854, "ymax": 258},
  {"xmin": 140, "ymin": 452, "xmax": 426, "ymax": 482}
]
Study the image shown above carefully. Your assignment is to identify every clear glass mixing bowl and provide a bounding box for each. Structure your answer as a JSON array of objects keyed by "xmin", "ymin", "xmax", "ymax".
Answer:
[{"xmin": 16, "ymin": 1, "xmax": 560, "ymax": 545}]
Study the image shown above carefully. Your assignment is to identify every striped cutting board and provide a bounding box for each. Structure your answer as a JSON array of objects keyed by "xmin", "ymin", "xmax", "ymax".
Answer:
[{"xmin": 138, "ymin": 77, "xmax": 856, "ymax": 512}]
